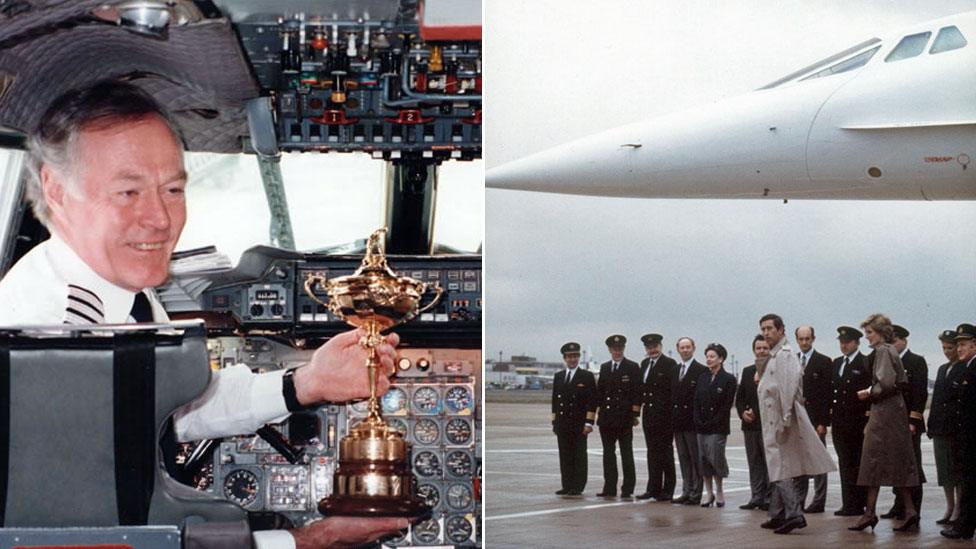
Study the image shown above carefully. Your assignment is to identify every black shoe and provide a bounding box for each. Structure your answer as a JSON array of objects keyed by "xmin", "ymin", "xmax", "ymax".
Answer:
[
  {"xmin": 596, "ymin": 491, "xmax": 616, "ymax": 498},
  {"xmin": 655, "ymin": 495, "xmax": 673, "ymax": 502},
  {"xmin": 564, "ymin": 489, "xmax": 583, "ymax": 497},
  {"xmin": 759, "ymin": 503, "xmax": 770, "ymax": 511},
  {"xmin": 761, "ymin": 518, "xmax": 784, "ymax": 530},
  {"xmin": 892, "ymin": 514, "xmax": 920, "ymax": 532},
  {"xmin": 684, "ymin": 497, "xmax": 701, "ymax": 506},
  {"xmin": 672, "ymin": 495, "xmax": 688, "ymax": 504},
  {"xmin": 636, "ymin": 492, "xmax": 656, "ymax": 500},
  {"xmin": 774, "ymin": 517, "xmax": 807, "ymax": 535},
  {"xmin": 935, "ymin": 516, "xmax": 953, "ymax": 525},
  {"xmin": 941, "ymin": 527, "xmax": 975, "ymax": 540},
  {"xmin": 740, "ymin": 502, "xmax": 759, "ymax": 510},
  {"xmin": 555, "ymin": 489, "xmax": 568, "ymax": 495},
  {"xmin": 880, "ymin": 507, "xmax": 902, "ymax": 520},
  {"xmin": 701, "ymin": 495, "xmax": 714, "ymax": 508},
  {"xmin": 848, "ymin": 514, "xmax": 879, "ymax": 531},
  {"xmin": 620, "ymin": 492, "xmax": 633, "ymax": 499},
  {"xmin": 803, "ymin": 504, "xmax": 824, "ymax": 513},
  {"xmin": 834, "ymin": 508, "xmax": 862, "ymax": 517},
  {"xmin": 716, "ymin": 500, "xmax": 725, "ymax": 508}
]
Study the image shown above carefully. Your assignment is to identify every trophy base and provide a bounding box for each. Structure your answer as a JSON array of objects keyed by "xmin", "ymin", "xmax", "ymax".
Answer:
[{"xmin": 318, "ymin": 495, "xmax": 431, "ymax": 520}]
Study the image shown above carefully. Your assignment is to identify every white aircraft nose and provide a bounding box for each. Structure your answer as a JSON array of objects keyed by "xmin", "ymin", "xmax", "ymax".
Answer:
[{"xmin": 488, "ymin": 78, "xmax": 844, "ymax": 199}]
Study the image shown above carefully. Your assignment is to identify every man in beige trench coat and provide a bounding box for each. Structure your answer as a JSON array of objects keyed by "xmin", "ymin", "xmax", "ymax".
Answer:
[{"xmin": 757, "ymin": 314, "xmax": 837, "ymax": 534}]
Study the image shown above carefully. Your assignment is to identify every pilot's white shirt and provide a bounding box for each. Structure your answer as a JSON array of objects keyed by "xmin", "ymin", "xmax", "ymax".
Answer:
[{"xmin": 0, "ymin": 235, "xmax": 296, "ymax": 548}]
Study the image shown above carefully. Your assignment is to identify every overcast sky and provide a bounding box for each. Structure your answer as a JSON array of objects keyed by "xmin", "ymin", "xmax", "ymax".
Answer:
[{"xmin": 485, "ymin": 0, "xmax": 976, "ymax": 377}]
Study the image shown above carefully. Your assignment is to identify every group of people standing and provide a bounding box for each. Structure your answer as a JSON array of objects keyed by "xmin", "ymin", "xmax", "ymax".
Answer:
[{"xmin": 550, "ymin": 313, "xmax": 976, "ymax": 539}]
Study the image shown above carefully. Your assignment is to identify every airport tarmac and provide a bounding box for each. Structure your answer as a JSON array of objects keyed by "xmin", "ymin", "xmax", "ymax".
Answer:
[{"xmin": 486, "ymin": 401, "xmax": 964, "ymax": 548}]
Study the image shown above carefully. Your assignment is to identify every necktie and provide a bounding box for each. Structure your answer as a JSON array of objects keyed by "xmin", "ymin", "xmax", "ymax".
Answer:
[
  {"xmin": 566, "ymin": 368, "xmax": 574, "ymax": 384},
  {"xmin": 612, "ymin": 362, "xmax": 619, "ymax": 373},
  {"xmin": 801, "ymin": 353, "xmax": 807, "ymax": 369},
  {"xmin": 129, "ymin": 291, "xmax": 154, "ymax": 322},
  {"xmin": 680, "ymin": 363, "xmax": 686, "ymax": 380},
  {"xmin": 841, "ymin": 356, "xmax": 849, "ymax": 377},
  {"xmin": 644, "ymin": 360, "xmax": 655, "ymax": 383}
]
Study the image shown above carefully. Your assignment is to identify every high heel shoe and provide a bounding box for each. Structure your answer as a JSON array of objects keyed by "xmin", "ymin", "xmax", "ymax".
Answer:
[
  {"xmin": 701, "ymin": 495, "xmax": 715, "ymax": 508},
  {"xmin": 848, "ymin": 514, "xmax": 879, "ymax": 531},
  {"xmin": 893, "ymin": 514, "xmax": 920, "ymax": 532},
  {"xmin": 716, "ymin": 499, "xmax": 725, "ymax": 508},
  {"xmin": 936, "ymin": 514, "xmax": 953, "ymax": 525}
]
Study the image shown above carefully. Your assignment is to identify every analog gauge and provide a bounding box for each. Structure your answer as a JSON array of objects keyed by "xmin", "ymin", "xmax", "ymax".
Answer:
[
  {"xmin": 397, "ymin": 357, "xmax": 412, "ymax": 371},
  {"xmin": 412, "ymin": 386, "xmax": 441, "ymax": 414},
  {"xmin": 350, "ymin": 400, "xmax": 370, "ymax": 415},
  {"xmin": 446, "ymin": 483, "xmax": 472, "ymax": 509},
  {"xmin": 445, "ymin": 418, "xmax": 472, "ymax": 445},
  {"xmin": 382, "ymin": 387, "xmax": 408, "ymax": 415},
  {"xmin": 445, "ymin": 386, "xmax": 472, "ymax": 414},
  {"xmin": 446, "ymin": 515, "xmax": 473, "ymax": 543},
  {"xmin": 387, "ymin": 418, "xmax": 408, "ymax": 436},
  {"xmin": 413, "ymin": 518, "xmax": 440, "ymax": 544},
  {"xmin": 446, "ymin": 451, "xmax": 472, "ymax": 477},
  {"xmin": 414, "ymin": 451, "xmax": 440, "ymax": 477},
  {"xmin": 413, "ymin": 418, "xmax": 440, "ymax": 445},
  {"xmin": 417, "ymin": 483, "xmax": 440, "ymax": 508},
  {"xmin": 223, "ymin": 469, "xmax": 259, "ymax": 507}
]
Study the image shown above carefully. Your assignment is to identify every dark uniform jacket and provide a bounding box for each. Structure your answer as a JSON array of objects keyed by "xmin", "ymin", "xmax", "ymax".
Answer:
[
  {"xmin": 693, "ymin": 368, "xmax": 737, "ymax": 435},
  {"xmin": 801, "ymin": 350, "xmax": 833, "ymax": 428},
  {"xmin": 927, "ymin": 360, "xmax": 955, "ymax": 437},
  {"xmin": 830, "ymin": 352, "xmax": 872, "ymax": 428},
  {"xmin": 734, "ymin": 364, "xmax": 761, "ymax": 432},
  {"xmin": 899, "ymin": 349, "xmax": 929, "ymax": 432},
  {"xmin": 941, "ymin": 357, "xmax": 976, "ymax": 438},
  {"xmin": 597, "ymin": 358, "xmax": 641, "ymax": 430},
  {"xmin": 672, "ymin": 360, "xmax": 707, "ymax": 432},
  {"xmin": 551, "ymin": 368, "xmax": 597, "ymax": 434},
  {"xmin": 639, "ymin": 355, "xmax": 677, "ymax": 430}
]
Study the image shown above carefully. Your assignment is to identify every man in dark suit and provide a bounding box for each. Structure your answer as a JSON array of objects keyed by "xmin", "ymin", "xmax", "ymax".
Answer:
[
  {"xmin": 735, "ymin": 335, "xmax": 770, "ymax": 510},
  {"xmin": 830, "ymin": 326, "xmax": 872, "ymax": 516},
  {"xmin": 671, "ymin": 336, "xmax": 707, "ymax": 505},
  {"xmin": 552, "ymin": 341, "xmax": 597, "ymax": 496},
  {"xmin": 794, "ymin": 325, "xmax": 833, "ymax": 513},
  {"xmin": 942, "ymin": 323, "xmax": 976, "ymax": 540},
  {"xmin": 596, "ymin": 334, "xmax": 641, "ymax": 498},
  {"xmin": 880, "ymin": 325, "xmax": 928, "ymax": 520},
  {"xmin": 636, "ymin": 333, "xmax": 678, "ymax": 501}
]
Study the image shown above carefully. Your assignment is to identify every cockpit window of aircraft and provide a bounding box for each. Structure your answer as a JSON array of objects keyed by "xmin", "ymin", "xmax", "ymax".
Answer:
[
  {"xmin": 885, "ymin": 31, "xmax": 932, "ymax": 62},
  {"xmin": 930, "ymin": 25, "xmax": 968, "ymax": 54},
  {"xmin": 800, "ymin": 45, "xmax": 881, "ymax": 82},
  {"xmin": 179, "ymin": 153, "xmax": 482, "ymax": 265},
  {"xmin": 758, "ymin": 37, "xmax": 882, "ymax": 89}
]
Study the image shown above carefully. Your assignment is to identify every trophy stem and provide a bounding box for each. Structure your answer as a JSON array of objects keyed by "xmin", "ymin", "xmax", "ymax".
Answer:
[{"xmin": 363, "ymin": 322, "xmax": 383, "ymax": 424}]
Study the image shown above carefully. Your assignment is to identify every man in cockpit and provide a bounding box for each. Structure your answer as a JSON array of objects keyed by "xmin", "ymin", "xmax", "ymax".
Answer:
[{"xmin": 0, "ymin": 80, "xmax": 407, "ymax": 549}]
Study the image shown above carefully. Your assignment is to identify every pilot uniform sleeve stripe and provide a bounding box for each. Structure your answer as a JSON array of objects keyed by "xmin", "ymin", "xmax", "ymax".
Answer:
[
  {"xmin": 65, "ymin": 306, "xmax": 99, "ymax": 324},
  {"xmin": 67, "ymin": 295, "xmax": 103, "ymax": 319},
  {"xmin": 67, "ymin": 283, "xmax": 104, "ymax": 306},
  {"xmin": 909, "ymin": 411, "xmax": 924, "ymax": 420}
]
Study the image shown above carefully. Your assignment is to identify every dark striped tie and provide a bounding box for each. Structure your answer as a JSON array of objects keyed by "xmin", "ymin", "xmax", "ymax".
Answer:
[{"xmin": 129, "ymin": 292, "xmax": 154, "ymax": 323}]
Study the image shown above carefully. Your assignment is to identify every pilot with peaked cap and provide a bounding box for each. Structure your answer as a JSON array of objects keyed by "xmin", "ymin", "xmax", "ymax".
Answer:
[
  {"xmin": 596, "ymin": 334, "xmax": 641, "ymax": 498},
  {"xmin": 941, "ymin": 323, "xmax": 976, "ymax": 540},
  {"xmin": 881, "ymin": 324, "xmax": 928, "ymax": 521},
  {"xmin": 552, "ymin": 341, "xmax": 597, "ymax": 496},
  {"xmin": 831, "ymin": 326, "xmax": 872, "ymax": 516},
  {"xmin": 636, "ymin": 333, "xmax": 679, "ymax": 501}
]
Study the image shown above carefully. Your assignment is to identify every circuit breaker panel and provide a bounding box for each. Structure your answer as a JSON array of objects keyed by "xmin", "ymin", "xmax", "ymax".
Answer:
[{"xmin": 234, "ymin": 1, "xmax": 481, "ymax": 161}]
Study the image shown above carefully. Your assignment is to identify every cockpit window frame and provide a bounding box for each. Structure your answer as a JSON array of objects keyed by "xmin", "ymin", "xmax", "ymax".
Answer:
[
  {"xmin": 930, "ymin": 25, "xmax": 968, "ymax": 54},
  {"xmin": 884, "ymin": 31, "xmax": 933, "ymax": 62},
  {"xmin": 759, "ymin": 37, "xmax": 882, "ymax": 90}
]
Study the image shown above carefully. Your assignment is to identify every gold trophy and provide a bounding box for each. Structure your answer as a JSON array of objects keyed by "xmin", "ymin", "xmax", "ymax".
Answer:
[{"xmin": 303, "ymin": 227, "xmax": 442, "ymax": 517}]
